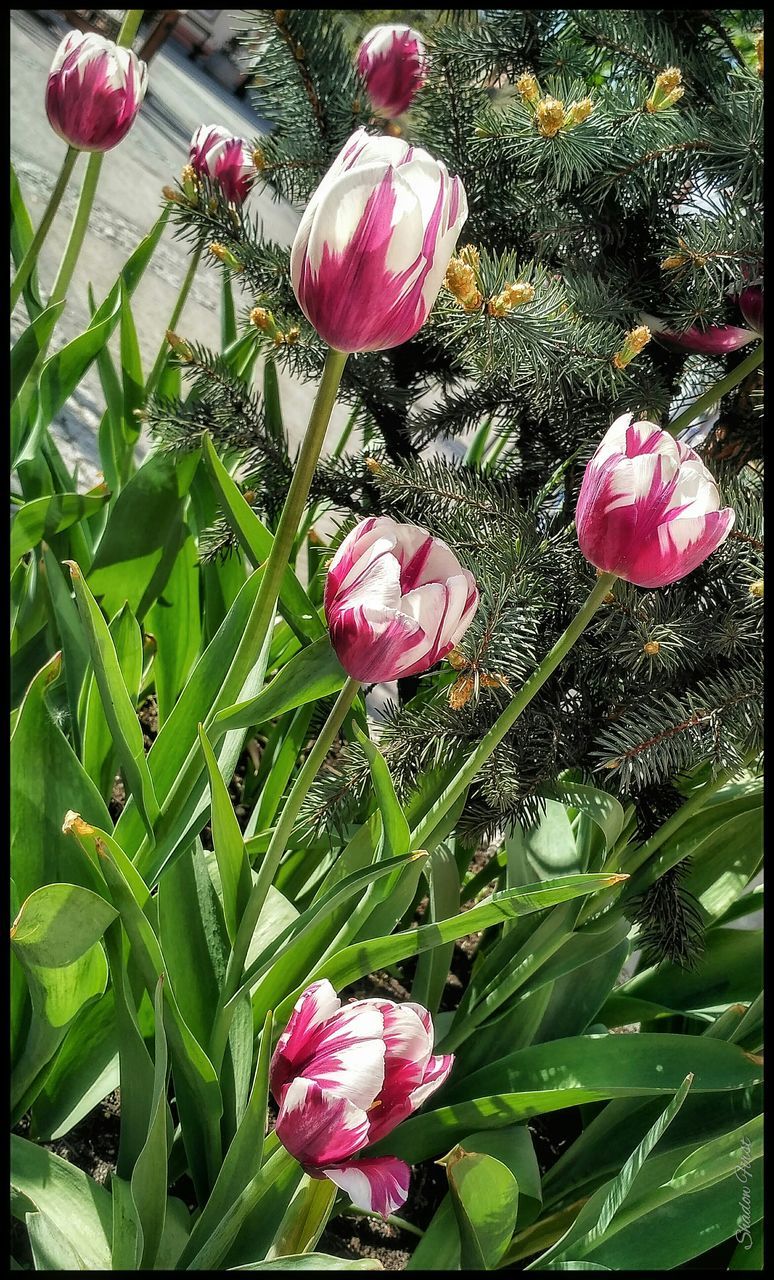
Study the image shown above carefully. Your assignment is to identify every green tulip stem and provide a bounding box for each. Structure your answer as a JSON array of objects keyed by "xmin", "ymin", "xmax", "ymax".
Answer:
[
  {"xmin": 410, "ymin": 571, "xmax": 619, "ymax": 850},
  {"xmin": 665, "ymin": 341, "xmax": 763, "ymax": 437},
  {"xmin": 210, "ymin": 675, "xmax": 361, "ymax": 1070}
]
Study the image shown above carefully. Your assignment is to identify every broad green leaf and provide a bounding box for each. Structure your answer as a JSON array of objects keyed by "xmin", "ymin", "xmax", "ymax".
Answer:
[
  {"xmin": 201, "ymin": 433, "xmax": 324, "ymax": 643},
  {"xmin": 263, "ymin": 357, "xmax": 286, "ymax": 446},
  {"xmin": 267, "ymin": 1177, "xmax": 336, "ymax": 1261},
  {"xmin": 40, "ymin": 546, "xmax": 90, "ymax": 755},
  {"xmin": 11, "ymin": 653, "xmax": 110, "ymax": 903},
  {"xmin": 248, "ymin": 703, "xmax": 314, "ymax": 834},
  {"xmin": 119, "ymin": 279, "xmax": 144, "ymax": 454},
  {"xmin": 521, "ymin": 800, "xmax": 580, "ymax": 877},
  {"xmin": 11, "ymin": 490, "xmax": 109, "ymax": 568},
  {"xmin": 11, "ymin": 883, "xmax": 116, "ymax": 967},
  {"xmin": 103, "ymin": 923, "xmax": 156, "ymax": 1178},
  {"xmin": 447, "ymin": 1146, "xmax": 519, "ymax": 1269},
  {"xmin": 269, "ymin": 875, "xmax": 626, "ymax": 1031},
  {"xmin": 145, "ymin": 532, "xmax": 201, "ymax": 726},
  {"xmin": 355, "ymin": 725, "xmax": 411, "ymax": 860},
  {"xmin": 26, "ymin": 1209, "xmax": 88, "ymax": 1269},
  {"xmin": 11, "ymin": 1134, "xmax": 112, "ymax": 1269},
  {"xmin": 214, "ymin": 633, "xmax": 346, "ymax": 733},
  {"xmin": 199, "ymin": 726, "xmax": 253, "ymax": 942},
  {"xmin": 380, "ymin": 1034, "xmax": 763, "ymax": 1164},
  {"xmin": 537, "ymin": 780, "xmax": 625, "ymax": 854},
  {"xmin": 111, "ymin": 1175, "xmax": 142, "ymax": 1269},
  {"xmin": 68, "ymin": 563, "xmax": 159, "ymax": 837},
  {"xmin": 87, "ymin": 449, "xmax": 199, "ymax": 621}
]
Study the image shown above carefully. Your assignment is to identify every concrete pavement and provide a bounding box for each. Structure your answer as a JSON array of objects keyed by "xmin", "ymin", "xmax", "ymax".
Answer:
[{"xmin": 10, "ymin": 9, "xmax": 352, "ymax": 485}]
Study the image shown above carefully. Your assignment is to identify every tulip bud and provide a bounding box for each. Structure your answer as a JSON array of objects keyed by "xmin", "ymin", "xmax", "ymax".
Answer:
[
  {"xmin": 324, "ymin": 516, "xmax": 478, "ymax": 682},
  {"xmin": 356, "ymin": 24, "xmax": 428, "ymax": 118},
  {"xmin": 737, "ymin": 284, "xmax": 763, "ymax": 334},
  {"xmin": 189, "ymin": 124, "xmax": 254, "ymax": 205},
  {"xmin": 291, "ymin": 129, "xmax": 468, "ymax": 353},
  {"xmin": 576, "ymin": 413, "xmax": 735, "ymax": 588},
  {"xmin": 271, "ymin": 979, "xmax": 453, "ymax": 1217},
  {"xmin": 45, "ymin": 30, "xmax": 148, "ymax": 152}
]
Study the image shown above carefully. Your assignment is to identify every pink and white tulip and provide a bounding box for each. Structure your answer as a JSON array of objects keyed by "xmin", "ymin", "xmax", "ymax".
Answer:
[
  {"xmin": 189, "ymin": 124, "xmax": 254, "ymax": 205},
  {"xmin": 290, "ymin": 129, "xmax": 468, "ymax": 352},
  {"xmin": 356, "ymin": 24, "xmax": 428, "ymax": 118},
  {"xmin": 642, "ymin": 311, "xmax": 757, "ymax": 356},
  {"xmin": 45, "ymin": 31, "xmax": 148, "ymax": 153},
  {"xmin": 271, "ymin": 979, "xmax": 453, "ymax": 1217},
  {"xmin": 576, "ymin": 414, "xmax": 735, "ymax": 588},
  {"xmin": 738, "ymin": 283, "xmax": 763, "ymax": 333},
  {"xmin": 324, "ymin": 516, "xmax": 478, "ymax": 683}
]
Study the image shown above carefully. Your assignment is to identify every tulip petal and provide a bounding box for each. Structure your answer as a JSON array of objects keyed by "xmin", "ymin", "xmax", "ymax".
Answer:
[
  {"xmin": 410, "ymin": 1053, "xmax": 454, "ymax": 1108},
  {"xmin": 275, "ymin": 1077, "xmax": 371, "ymax": 1166},
  {"xmin": 322, "ymin": 1157, "xmax": 412, "ymax": 1218}
]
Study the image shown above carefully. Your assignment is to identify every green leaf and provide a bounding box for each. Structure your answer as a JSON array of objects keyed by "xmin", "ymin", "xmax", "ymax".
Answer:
[
  {"xmin": 11, "ymin": 490, "xmax": 109, "ymax": 568},
  {"xmin": 544, "ymin": 1075, "xmax": 694, "ymax": 1266},
  {"xmin": 103, "ymin": 923, "xmax": 156, "ymax": 1178},
  {"xmin": 11, "ymin": 882, "xmax": 117, "ymax": 967},
  {"xmin": 10, "ymin": 163, "xmax": 44, "ymax": 318},
  {"xmin": 381, "ymin": 1033, "xmax": 762, "ymax": 1165},
  {"xmin": 145, "ymin": 532, "xmax": 201, "ymax": 727},
  {"xmin": 355, "ymin": 725, "xmax": 411, "ymax": 860},
  {"xmin": 130, "ymin": 979, "xmax": 170, "ymax": 1269},
  {"xmin": 177, "ymin": 1012, "xmax": 274, "ymax": 1269},
  {"xmin": 11, "ymin": 1134, "xmax": 112, "ymax": 1269},
  {"xmin": 10, "ymin": 653, "xmax": 111, "ymax": 904},
  {"xmin": 11, "ymin": 301, "xmax": 65, "ymax": 402},
  {"xmin": 80, "ymin": 600, "xmax": 143, "ymax": 802},
  {"xmin": 68, "ymin": 563, "xmax": 160, "ymax": 837},
  {"xmin": 214, "ymin": 634, "xmax": 346, "ymax": 733},
  {"xmin": 119, "ymin": 279, "xmax": 144, "ymax": 452},
  {"xmin": 248, "ymin": 703, "xmax": 314, "ymax": 834},
  {"xmin": 270, "ymin": 875, "xmax": 625, "ymax": 1031},
  {"xmin": 263, "ymin": 357, "xmax": 286, "ymax": 446},
  {"xmin": 412, "ymin": 845, "xmax": 462, "ymax": 1014},
  {"xmin": 228, "ymin": 1256, "xmax": 383, "ymax": 1270},
  {"xmin": 447, "ymin": 1146, "xmax": 519, "ymax": 1269},
  {"xmin": 199, "ymin": 726, "xmax": 253, "ymax": 942},
  {"xmin": 26, "ymin": 1209, "xmax": 88, "ymax": 1269},
  {"xmin": 267, "ymin": 1177, "xmax": 336, "ymax": 1260},
  {"xmin": 87, "ymin": 449, "xmax": 199, "ymax": 622},
  {"xmin": 537, "ymin": 780, "xmax": 625, "ymax": 854},
  {"xmin": 201, "ymin": 433, "xmax": 324, "ymax": 643}
]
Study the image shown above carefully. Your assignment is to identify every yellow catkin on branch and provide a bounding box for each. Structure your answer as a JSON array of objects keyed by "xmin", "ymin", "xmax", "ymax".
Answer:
[
  {"xmin": 613, "ymin": 324, "xmax": 651, "ymax": 369},
  {"xmin": 535, "ymin": 95, "xmax": 566, "ymax": 137}
]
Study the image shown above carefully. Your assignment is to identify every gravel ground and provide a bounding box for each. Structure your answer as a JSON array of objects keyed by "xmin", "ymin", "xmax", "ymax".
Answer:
[{"xmin": 11, "ymin": 9, "xmax": 353, "ymax": 486}]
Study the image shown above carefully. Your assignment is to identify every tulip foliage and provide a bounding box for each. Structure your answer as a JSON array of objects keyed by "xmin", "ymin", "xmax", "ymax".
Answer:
[{"xmin": 10, "ymin": 6, "xmax": 763, "ymax": 1274}]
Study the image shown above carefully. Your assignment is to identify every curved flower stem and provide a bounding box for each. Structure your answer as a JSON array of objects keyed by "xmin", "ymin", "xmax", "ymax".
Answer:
[
  {"xmin": 666, "ymin": 341, "xmax": 763, "ymax": 437},
  {"xmin": 145, "ymin": 241, "xmax": 203, "ymax": 397},
  {"xmin": 10, "ymin": 146, "xmax": 79, "ymax": 315},
  {"xmin": 410, "ymin": 571, "xmax": 618, "ymax": 850},
  {"xmin": 47, "ymin": 152, "xmax": 104, "ymax": 307},
  {"xmin": 134, "ymin": 347, "xmax": 348, "ymax": 882},
  {"xmin": 209, "ymin": 675, "xmax": 361, "ymax": 1070}
]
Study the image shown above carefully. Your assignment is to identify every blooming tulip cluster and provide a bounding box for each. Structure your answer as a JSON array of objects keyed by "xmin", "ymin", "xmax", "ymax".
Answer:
[
  {"xmin": 45, "ymin": 30, "xmax": 148, "ymax": 153},
  {"xmin": 189, "ymin": 124, "xmax": 254, "ymax": 205},
  {"xmin": 324, "ymin": 516, "xmax": 479, "ymax": 683},
  {"xmin": 271, "ymin": 980, "xmax": 453, "ymax": 1216},
  {"xmin": 290, "ymin": 129, "xmax": 468, "ymax": 352},
  {"xmin": 576, "ymin": 413, "xmax": 735, "ymax": 588},
  {"xmin": 356, "ymin": 24, "xmax": 428, "ymax": 118}
]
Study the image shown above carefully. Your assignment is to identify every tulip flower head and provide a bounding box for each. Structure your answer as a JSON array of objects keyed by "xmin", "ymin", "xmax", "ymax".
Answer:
[
  {"xmin": 271, "ymin": 980, "xmax": 453, "ymax": 1216},
  {"xmin": 576, "ymin": 414, "xmax": 734, "ymax": 588},
  {"xmin": 356, "ymin": 23, "xmax": 428, "ymax": 118},
  {"xmin": 45, "ymin": 30, "xmax": 148, "ymax": 152},
  {"xmin": 290, "ymin": 129, "xmax": 468, "ymax": 352},
  {"xmin": 189, "ymin": 124, "xmax": 254, "ymax": 205},
  {"xmin": 324, "ymin": 516, "xmax": 478, "ymax": 683},
  {"xmin": 738, "ymin": 283, "xmax": 764, "ymax": 333}
]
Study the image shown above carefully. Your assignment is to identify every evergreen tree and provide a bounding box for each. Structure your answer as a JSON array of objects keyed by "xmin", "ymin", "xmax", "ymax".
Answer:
[{"xmin": 151, "ymin": 8, "xmax": 763, "ymax": 841}]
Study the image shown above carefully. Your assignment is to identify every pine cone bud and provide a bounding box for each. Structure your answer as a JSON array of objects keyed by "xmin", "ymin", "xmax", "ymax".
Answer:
[
  {"xmin": 166, "ymin": 331, "xmax": 194, "ymax": 361},
  {"xmin": 750, "ymin": 579, "xmax": 764, "ymax": 598},
  {"xmin": 449, "ymin": 674, "xmax": 475, "ymax": 710},
  {"xmin": 445, "ymin": 257, "xmax": 483, "ymax": 311},
  {"xmin": 643, "ymin": 640, "xmax": 661, "ymax": 656},
  {"xmin": 535, "ymin": 96, "xmax": 565, "ymax": 137},
  {"xmin": 661, "ymin": 253, "xmax": 689, "ymax": 270},
  {"xmin": 566, "ymin": 97, "xmax": 593, "ymax": 127},
  {"xmin": 646, "ymin": 67, "xmax": 684, "ymax": 112},
  {"xmin": 516, "ymin": 72, "xmax": 540, "ymax": 103},
  {"xmin": 613, "ymin": 324, "xmax": 651, "ymax": 369}
]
